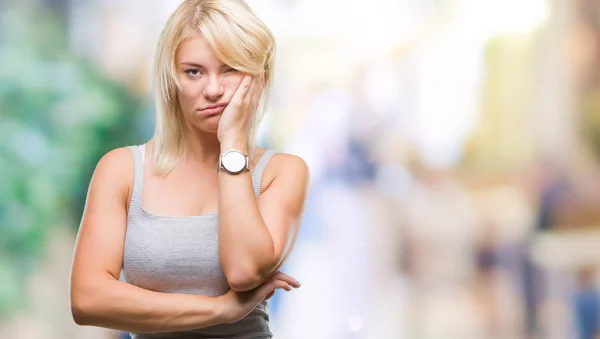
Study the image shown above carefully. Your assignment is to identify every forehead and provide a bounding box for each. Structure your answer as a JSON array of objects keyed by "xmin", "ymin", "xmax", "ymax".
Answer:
[{"xmin": 176, "ymin": 33, "xmax": 221, "ymax": 66}]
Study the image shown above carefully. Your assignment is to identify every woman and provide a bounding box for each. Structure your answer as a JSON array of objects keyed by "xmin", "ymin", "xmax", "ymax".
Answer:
[{"xmin": 69, "ymin": 0, "xmax": 309, "ymax": 338}]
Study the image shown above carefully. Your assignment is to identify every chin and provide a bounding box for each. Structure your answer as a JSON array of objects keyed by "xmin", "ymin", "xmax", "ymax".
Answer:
[
  {"xmin": 193, "ymin": 118, "xmax": 220, "ymax": 134},
  {"xmin": 185, "ymin": 110, "xmax": 222, "ymax": 133}
]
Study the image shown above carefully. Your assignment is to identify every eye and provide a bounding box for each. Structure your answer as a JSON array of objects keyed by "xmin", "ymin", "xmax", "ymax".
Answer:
[
  {"xmin": 224, "ymin": 67, "xmax": 237, "ymax": 73},
  {"xmin": 184, "ymin": 69, "xmax": 202, "ymax": 77}
]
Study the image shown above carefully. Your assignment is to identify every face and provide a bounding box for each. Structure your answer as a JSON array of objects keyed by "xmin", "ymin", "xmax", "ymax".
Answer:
[{"xmin": 174, "ymin": 33, "xmax": 245, "ymax": 133}]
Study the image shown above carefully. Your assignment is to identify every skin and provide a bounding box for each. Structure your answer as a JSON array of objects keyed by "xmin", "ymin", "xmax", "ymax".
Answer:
[{"xmin": 69, "ymin": 32, "xmax": 309, "ymax": 332}]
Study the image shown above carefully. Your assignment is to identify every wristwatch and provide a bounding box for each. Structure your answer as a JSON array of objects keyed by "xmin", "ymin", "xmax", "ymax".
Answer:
[{"xmin": 218, "ymin": 149, "xmax": 249, "ymax": 174}]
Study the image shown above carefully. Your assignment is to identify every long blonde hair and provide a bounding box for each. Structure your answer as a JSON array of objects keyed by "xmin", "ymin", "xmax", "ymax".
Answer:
[{"xmin": 152, "ymin": 0, "xmax": 275, "ymax": 173}]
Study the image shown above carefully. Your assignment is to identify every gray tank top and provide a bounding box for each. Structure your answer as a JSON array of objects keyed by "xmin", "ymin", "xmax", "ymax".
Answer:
[{"xmin": 121, "ymin": 144, "xmax": 277, "ymax": 339}]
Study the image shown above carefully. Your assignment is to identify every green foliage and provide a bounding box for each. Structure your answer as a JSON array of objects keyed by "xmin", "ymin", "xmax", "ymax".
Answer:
[{"xmin": 0, "ymin": 4, "xmax": 148, "ymax": 317}]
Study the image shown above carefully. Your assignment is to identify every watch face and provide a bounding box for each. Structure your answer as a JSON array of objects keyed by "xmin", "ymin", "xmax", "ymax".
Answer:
[{"xmin": 222, "ymin": 150, "xmax": 246, "ymax": 173}]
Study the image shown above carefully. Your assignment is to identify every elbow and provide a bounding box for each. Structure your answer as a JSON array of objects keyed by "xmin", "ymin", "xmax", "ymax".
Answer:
[
  {"xmin": 226, "ymin": 269, "xmax": 263, "ymax": 292},
  {"xmin": 224, "ymin": 257, "xmax": 279, "ymax": 292},
  {"xmin": 70, "ymin": 285, "xmax": 100, "ymax": 326},
  {"xmin": 72, "ymin": 308, "xmax": 92, "ymax": 326},
  {"xmin": 71, "ymin": 296, "xmax": 93, "ymax": 326}
]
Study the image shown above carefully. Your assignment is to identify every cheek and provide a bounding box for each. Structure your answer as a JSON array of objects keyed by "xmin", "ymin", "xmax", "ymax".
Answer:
[
  {"xmin": 178, "ymin": 78, "xmax": 202, "ymax": 97},
  {"xmin": 177, "ymin": 79, "xmax": 203, "ymax": 107}
]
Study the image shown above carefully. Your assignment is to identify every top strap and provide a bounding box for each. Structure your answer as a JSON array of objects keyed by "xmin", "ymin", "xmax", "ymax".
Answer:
[
  {"xmin": 139, "ymin": 143, "xmax": 146, "ymax": 164},
  {"xmin": 126, "ymin": 145, "xmax": 145, "ymax": 216},
  {"xmin": 252, "ymin": 149, "xmax": 277, "ymax": 197}
]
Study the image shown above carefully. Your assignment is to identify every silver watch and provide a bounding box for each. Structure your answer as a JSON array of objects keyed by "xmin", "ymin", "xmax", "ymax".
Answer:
[{"xmin": 218, "ymin": 149, "xmax": 249, "ymax": 174}]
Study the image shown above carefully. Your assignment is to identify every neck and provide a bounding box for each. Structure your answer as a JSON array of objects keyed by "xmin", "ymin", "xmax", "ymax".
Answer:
[{"xmin": 184, "ymin": 125, "xmax": 221, "ymax": 164}]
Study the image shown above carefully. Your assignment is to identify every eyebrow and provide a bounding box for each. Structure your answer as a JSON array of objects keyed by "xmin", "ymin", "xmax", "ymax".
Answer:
[
  {"xmin": 180, "ymin": 62, "xmax": 206, "ymax": 69},
  {"xmin": 180, "ymin": 62, "xmax": 232, "ymax": 70}
]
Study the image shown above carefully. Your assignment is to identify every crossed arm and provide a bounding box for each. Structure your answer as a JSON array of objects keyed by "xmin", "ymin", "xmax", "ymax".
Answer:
[{"xmin": 217, "ymin": 143, "xmax": 310, "ymax": 291}]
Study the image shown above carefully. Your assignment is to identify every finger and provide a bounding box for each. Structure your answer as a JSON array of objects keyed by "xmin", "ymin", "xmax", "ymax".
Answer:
[
  {"xmin": 257, "ymin": 279, "xmax": 286, "ymax": 299},
  {"xmin": 244, "ymin": 76, "xmax": 259, "ymax": 106},
  {"xmin": 272, "ymin": 272, "xmax": 301, "ymax": 288},
  {"xmin": 263, "ymin": 282, "xmax": 290, "ymax": 301},
  {"xmin": 272, "ymin": 280, "xmax": 289, "ymax": 291},
  {"xmin": 276, "ymin": 272, "xmax": 300, "ymax": 288},
  {"xmin": 231, "ymin": 74, "xmax": 252, "ymax": 105}
]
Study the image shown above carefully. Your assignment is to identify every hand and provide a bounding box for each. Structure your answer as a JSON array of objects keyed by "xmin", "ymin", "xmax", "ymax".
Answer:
[
  {"xmin": 217, "ymin": 74, "xmax": 263, "ymax": 148},
  {"xmin": 217, "ymin": 271, "xmax": 300, "ymax": 324}
]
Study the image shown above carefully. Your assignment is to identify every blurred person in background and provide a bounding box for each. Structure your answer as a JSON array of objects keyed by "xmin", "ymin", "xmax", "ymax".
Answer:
[{"xmin": 68, "ymin": 1, "xmax": 309, "ymax": 338}]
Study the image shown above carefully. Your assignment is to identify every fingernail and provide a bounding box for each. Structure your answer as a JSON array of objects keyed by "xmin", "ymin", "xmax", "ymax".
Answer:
[{"xmin": 296, "ymin": 280, "xmax": 301, "ymax": 286}]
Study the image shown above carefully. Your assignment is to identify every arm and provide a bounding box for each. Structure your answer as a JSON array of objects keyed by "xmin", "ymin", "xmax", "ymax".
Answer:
[
  {"xmin": 69, "ymin": 148, "xmax": 225, "ymax": 332},
  {"xmin": 218, "ymin": 141, "xmax": 309, "ymax": 292}
]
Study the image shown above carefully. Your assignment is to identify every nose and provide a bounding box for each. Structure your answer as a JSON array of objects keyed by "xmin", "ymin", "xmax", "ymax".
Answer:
[{"xmin": 203, "ymin": 75, "xmax": 224, "ymax": 101}]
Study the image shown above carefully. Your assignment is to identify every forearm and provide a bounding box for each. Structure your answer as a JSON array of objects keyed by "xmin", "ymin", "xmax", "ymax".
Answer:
[
  {"xmin": 218, "ymin": 141, "xmax": 277, "ymax": 289},
  {"xmin": 71, "ymin": 278, "xmax": 225, "ymax": 333}
]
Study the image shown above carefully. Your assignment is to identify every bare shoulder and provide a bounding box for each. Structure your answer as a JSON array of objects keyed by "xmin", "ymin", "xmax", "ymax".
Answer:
[
  {"xmin": 272, "ymin": 153, "xmax": 309, "ymax": 175},
  {"xmin": 95, "ymin": 147, "xmax": 134, "ymax": 176},
  {"xmin": 263, "ymin": 152, "xmax": 310, "ymax": 188},
  {"xmin": 91, "ymin": 147, "xmax": 135, "ymax": 195}
]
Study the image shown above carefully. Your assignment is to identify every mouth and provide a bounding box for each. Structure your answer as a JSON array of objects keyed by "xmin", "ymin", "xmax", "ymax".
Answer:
[{"xmin": 200, "ymin": 103, "xmax": 228, "ymax": 115}]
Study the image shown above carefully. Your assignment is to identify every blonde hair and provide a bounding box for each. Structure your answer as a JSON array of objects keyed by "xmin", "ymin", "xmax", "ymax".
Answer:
[{"xmin": 152, "ymin": 0, "xmax": 275, "ymax": 173}]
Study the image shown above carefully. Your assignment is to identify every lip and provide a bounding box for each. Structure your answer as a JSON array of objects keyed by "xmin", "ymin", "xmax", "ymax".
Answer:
[{"xmin": 200, "ymin": 103, "xmax": 228, "ymax": 115}]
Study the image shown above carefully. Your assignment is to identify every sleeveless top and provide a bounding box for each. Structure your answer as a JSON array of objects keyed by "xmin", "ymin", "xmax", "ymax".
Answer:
[{"xmin": 121, "ymin": 144, "xmax": 278, "ymax": 339}]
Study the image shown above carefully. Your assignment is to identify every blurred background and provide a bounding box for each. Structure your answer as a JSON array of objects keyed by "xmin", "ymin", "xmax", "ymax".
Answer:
[{"xmin": 2, "ymin": 0, "xmax": 600, "ymax": 338}]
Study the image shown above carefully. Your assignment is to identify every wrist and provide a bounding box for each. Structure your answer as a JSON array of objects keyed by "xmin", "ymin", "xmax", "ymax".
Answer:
[{"xmin": 220, "ymin": 137, "xmax": 248, "ymax": 153}]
